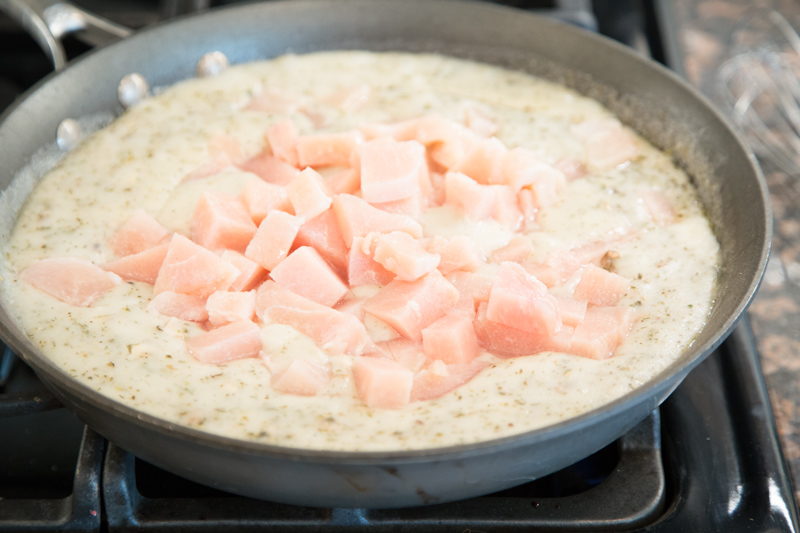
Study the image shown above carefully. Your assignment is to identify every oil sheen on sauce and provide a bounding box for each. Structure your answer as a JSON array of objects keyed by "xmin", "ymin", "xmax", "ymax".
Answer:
[{"xmin": 0, "ymin": 52, "xmax": 719, "ymax": 451}]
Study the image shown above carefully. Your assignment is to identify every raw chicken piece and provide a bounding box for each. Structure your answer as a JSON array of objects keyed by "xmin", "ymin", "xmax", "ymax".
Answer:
[
  {"xmin": 363, "ymin": 270, "xmax": 459, "ymax": 342},
  {"xmin": 369, "ymin": 193, "xmax": 426, "ymax": 217},
  {"xmin": 380, "ymin": 338, "xmax": 427, "ymax": 372},
  {"xmin": 102, "ymin": 243, "xmax": 169, "ymax": 284},
  {"xmin": 241, "ymin": 178, "xmax": 293, "ymax": 225},
  {"xmin": 452, "ymin": 136, "xmax": 506, "ymax": 185},
  {"xmin": 639, "ymin": 189, "xmax": 676, "ymax": 226},
  {"xmin": 462, "ymin": 102, "xmax": 498, "ymax": 137},
  {"xmin": 554, "ymin": 157, "xmax": 588, "ymax": 181},
  {"xmin": 186, "ymin": 320, "xmax": 262, "ymax": 364},
  {"xmin": 269, "ymin": 246, "xmax": 348, "ymax": 307},
  {"xmin": 359, "ymin": 137, "xmax": 426, "ymax": 203},
  {"xmin": 270, "ymin": 358, "xmax": 330, "ymax": 396},
  {"xmin": 347, "ymin": 236, "xmax": 395, "ymax": 287},
  {"xmin": 424, "ymin": 235, "xmax": 484, "ymax": 275},
  {"xmin": 206, "ymin": 290, "xmax": 256, "ymax": 326},
  {"xmin": 473, "ymin": 301, "xmax": 571, "ymax": 357},
  {"xmin": 446, "ymin": 270, "xmax": 493, "ymax": 314},
  {"xmin": 326, "ymin": 84, "xmax": 372, "ymax": 112},
  {"xmin": 296, "ymin": 130, "xmax": 364, "ymax": 167},
  {"xmin": 421, "ymin": 311, "xmax": 481, "ymax": 365},
  {"xmin": 569, "ymin": 306, "xmax": 636, "ymax": 360},
  {"xmin": 191, "ymin": 191, "xmax": 257, "ymax": 253},
  {"xmin": 331, "ymin": 193, "xmax": 423, "ymax": 247},
  {"xmin": 245, "ymin": 210, "xmax": 303, "ymax": 271},
  {"xmin": 294, "ymin": 208, "xmax": 349, "ymax": 277},
  {"xmin": 444, "ymin": 171, "xmax": 495, "ymax": 220},
  {"xmin": 325, "ymin": 168, "xmax": 360, "ymax": 195},
  {"xmin": 347, "ymin": 237, "xmax": 394, "ymax": 287},
  {"xmin": 286, "ymin": 168, "xmax": 332, "ymax": 220},
  {"xmin": 410, "ymin": 358, "xmax": 490, "ymax": 402},
  {"xmin": 486, "ymin": 262, "xmax": 562, "ymax": 336},
  {"xmin": 245, "ymin": 89, "xmax": 306, "ymax": 113},
  {"xmin": 490, "ymin": 236, "xmax": 532, "ymax": 264},
  {"xmin": 106, "ymin": 209, "xmax": 171, "ymax": 257},
  {"xmin": 182, "ymin": 152, "xmax": 235, "ymax": 182},
  {"xmin": 352, "ymin": 357, "xmax": 413, "ymax": 409},
  {"xmin": 148, "ymin": 291, "xmax": 209, "ymax": 322},
  {"xmin": 153, "ymin": 235, "xmax": 239, "ymax": 298},
  {"xmin": 372, "ymin": 231, "xmax": 440, "ymax": 281},
  {"xmin": 555, "ymin": 297, "xmax": 588, "ymax": 327},
  {"xmin": 491, "ymin": 185, "xmax": 524, "ymax": 230},
  {"xmin": 239, "ymin": 152, "xmax": 299, "ymax": 186},
  {"xmin": 256, "ymin": 282, "xmax": 370, "ymax": 355},
  {"xmin": 221, "ymin": 250, "xmax": 267, "ymax": 292},
  {"xmin": 572, "ymin": 118, "xmax": 639, "ymax": 171},
  {"xmin": 573, "ymin": 264, "xmax": 631, "ymax": 306},
  {"xmin": 21, "ymin": 257, "xmax": 121, "ymax": 307},
  {"xmin": 207, "ymin": 132, "xmax": 245, "ymax": 164},
  {"xmin": 266, "ymin": 120, "xmax": 300, "ymax": 168},
  {"xmin": 502, "ymin": 148, "xmax": 565, "ymax": 204}
]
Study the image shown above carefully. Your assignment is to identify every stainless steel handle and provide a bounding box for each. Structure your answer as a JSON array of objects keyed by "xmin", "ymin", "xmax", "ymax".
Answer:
[{"xmin": 0, "ymin": 0, "xmax": 133, "ymax": 71}]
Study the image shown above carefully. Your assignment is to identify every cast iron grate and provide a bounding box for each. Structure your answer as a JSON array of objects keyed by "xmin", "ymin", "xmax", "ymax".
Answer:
[{"xmin": 102, "ymin": 414, "xmax": 663, "ymax": 532}]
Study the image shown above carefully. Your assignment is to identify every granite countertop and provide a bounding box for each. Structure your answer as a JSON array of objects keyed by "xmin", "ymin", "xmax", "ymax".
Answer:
[{"xmin": 672, "ymin": 0, "xmax": 800, "ymax": 504}]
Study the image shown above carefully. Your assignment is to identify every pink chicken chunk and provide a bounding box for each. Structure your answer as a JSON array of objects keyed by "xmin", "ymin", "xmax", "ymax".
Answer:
[
  {"xmin": 421, "ymin": 311, "xmax": 481, "ymax": 365},
  {"xmin": 363, "ymin": 270, "xmax": 459, "ymax": 342},
  {"xmin": 256, "ymin": 282, "xmax": 370, "ymax": 355},
  {"xmin": 353, "ymin": 357, "xmax": 414, "ymax": 409},
  {"xmin": 148, "ymin": 291, "xmax": 209, "ymax": 323},
  {"xmin": 270, "ymin": 358, "xmax": 330, "ymax": 396},
  {"xmin": 191, "ymin": 191, "xmax": 257, "ymax": 253},
  {"xmin": 332, "ymin": 193, "xmax": 423, "ymax": 247},
  {"xmin": 266, "ymin": 120, "xmax": 300, "ymax": 168},
  {"xmin": 102, "ymin": 243, "xmax": 169, "ymax": 285},
  {"xmin": 293, "ymin": 208, "xmax": 349, "ymax": 277},
  {"xmin": 106, "ymin": 209, "xmax": 171, "ymax": 257},
  {"xmin": 348, "ymin": 236, "xmax": 396, "ymax": 287},
  {"xmin": 410, "ymin": 359, "xmax": 491, "ymax": 402},
  {"xmin": 21, "ymin": 257, "xmax": 121, "ymax": 307},
  {"xmin": 372, "ymin": 231, "xmax": 440, "ymax": 282},
  {"xmin": 486, "ymin": 262, "xmax": 562, "ymax": 336},
  {"xmin": 360, "ymin": 137, "xmax": 426, "ymax": 203},
  {"xmin": 206, "ymin": 290, "xmax": 256, "ymax": 327},
  {"xmin": 186, "ymin": 320, "xmax": 262, "ymax": 364},
  {"xmin": 245, "ymin": 210, "xmax": 303, "ymax": 271},
  {"xmin": 269, "ymin": 246, "xmax": 348, "ymax": 307},
  {"xmin": 153, "ymin": 234, "xmax": 239, "ymax": 298}
]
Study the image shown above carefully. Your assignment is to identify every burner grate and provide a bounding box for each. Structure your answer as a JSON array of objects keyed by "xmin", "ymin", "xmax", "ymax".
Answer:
[
  {"xmin": 101, "ymin": 415, "xmax": 664, "ymax": 531},
  {"xmin": 0, "ymin": 426, "xmax": 103, "ymax": 532}
]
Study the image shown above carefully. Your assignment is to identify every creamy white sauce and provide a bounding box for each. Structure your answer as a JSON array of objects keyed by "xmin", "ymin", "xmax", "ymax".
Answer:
[{"xmin": 0, "ymin": 52, "xmax": 718, "ymax": 451}]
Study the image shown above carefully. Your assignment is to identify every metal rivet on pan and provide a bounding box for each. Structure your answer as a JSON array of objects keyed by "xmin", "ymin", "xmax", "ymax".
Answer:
[
  {"xmin": 118, "ymin": 73, "xmax": 150, "ymax": 109},
  {"xmin": 56, "ymin": 118, "xmax": 83, "ymax": 151},
  {"xmin": 196, "ymin": 51, "xmax": 230, "ymax": 78}
]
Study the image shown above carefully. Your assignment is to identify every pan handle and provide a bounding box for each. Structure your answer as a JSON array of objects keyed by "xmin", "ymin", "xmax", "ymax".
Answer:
[{"xmin": 0, "ymin": 0, "xmax": 132, "ymax": 71}]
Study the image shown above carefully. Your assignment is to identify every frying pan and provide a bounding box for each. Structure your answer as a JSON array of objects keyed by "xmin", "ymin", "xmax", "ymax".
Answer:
[{"xmin": 0, "ymin": 0, "xmax": 771, "ymax": 508}]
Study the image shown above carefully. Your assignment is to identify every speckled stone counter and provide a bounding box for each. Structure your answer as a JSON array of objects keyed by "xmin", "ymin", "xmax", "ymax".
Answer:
[{"xmin": 671, "ymin": 0, "xmax": 800, "ymax": 504}]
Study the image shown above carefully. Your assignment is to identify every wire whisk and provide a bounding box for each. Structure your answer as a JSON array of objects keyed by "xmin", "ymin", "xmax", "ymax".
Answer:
[{"xmin": 716, "ymin": 10, "xmax": 800, "ymax": 177}]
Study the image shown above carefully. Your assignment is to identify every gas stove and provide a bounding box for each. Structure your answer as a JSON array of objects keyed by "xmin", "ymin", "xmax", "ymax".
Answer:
[{"xmin": 0, "ymin": 1, "xmax": 797, "ymax": 531}]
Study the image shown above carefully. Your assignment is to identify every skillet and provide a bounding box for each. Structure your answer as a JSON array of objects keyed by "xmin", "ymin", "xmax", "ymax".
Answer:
[{"xmin": 0, "ymin": 0, "xmax": 770, "ymax": 508}]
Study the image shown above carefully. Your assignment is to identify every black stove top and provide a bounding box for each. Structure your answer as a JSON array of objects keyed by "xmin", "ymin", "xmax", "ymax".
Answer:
[{"xmin": 0, "ymin": 1, "xmax": 797, "ymax": 531}]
